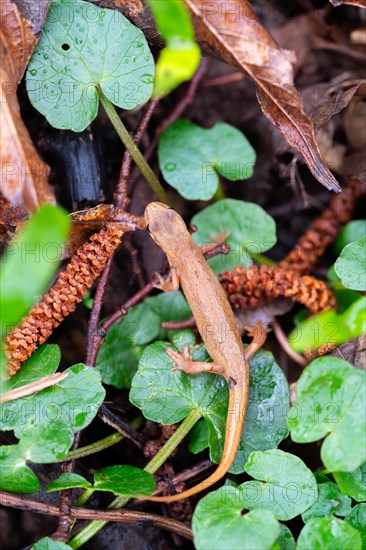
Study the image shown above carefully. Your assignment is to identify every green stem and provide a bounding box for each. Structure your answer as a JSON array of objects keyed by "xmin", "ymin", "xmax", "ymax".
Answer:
[
  {"xmin": 318, "ymin": 468, "xmax": 331, "ymax": 475},
  {"xmin": 69, "ymin": 409, "xmax": 202, "ymax": 549},
  {"xmin": 97, "ymin": 87, "xmax": 171, "ymax": 205},
  {"xmin": 54, "ymin": 417, "xmax": 143, "ymax": 462},
  {"xmin": 214, "ymin": 180, "xmax": 225, "ymax": 201},
  {"xmin": 250, "ymin": 252, "xmax": 276, "ymax": 266},
  {"xmin": 76, "ymin": 487, "xmax": 95, "ymax": 507}
]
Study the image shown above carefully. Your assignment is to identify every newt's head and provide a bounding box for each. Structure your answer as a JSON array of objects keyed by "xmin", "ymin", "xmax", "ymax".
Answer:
[{"xmin": 145, "ymin": 202, "xmax": 188, "ymax": 251}]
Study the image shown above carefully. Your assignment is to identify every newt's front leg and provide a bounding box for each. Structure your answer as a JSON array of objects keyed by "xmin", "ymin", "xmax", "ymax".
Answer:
[{"xmin": 166, "ymin": 347, "xmax": 225, "ymax": 377}]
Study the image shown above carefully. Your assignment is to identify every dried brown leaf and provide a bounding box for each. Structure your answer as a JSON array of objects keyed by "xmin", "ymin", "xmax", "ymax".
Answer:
[{"xmin": 0, "ymin": 1, "xmax": 55, "ymax": 212}]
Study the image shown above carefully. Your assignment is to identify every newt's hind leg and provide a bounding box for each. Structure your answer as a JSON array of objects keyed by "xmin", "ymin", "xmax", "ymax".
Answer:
[
  {"xmin": 166, "ymin": 347, "xmax": 225, "ymax": 377},
  {"xmin": 243, "ymin": 321, "xmax": 268, "ymax": 362}
]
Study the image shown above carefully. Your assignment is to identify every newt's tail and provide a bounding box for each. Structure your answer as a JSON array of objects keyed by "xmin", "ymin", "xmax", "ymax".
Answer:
[{"xmin": 138, "ymin": 371, "xmax": 248, "ymax": 503}]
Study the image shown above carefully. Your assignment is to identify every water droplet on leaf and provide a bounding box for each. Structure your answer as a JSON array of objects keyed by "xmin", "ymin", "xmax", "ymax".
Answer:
[
  {"xmin": 30, "ymin": 69, "xmax": 37, "ymax": 76},
  {"xmin": 165, "ymin": 163, "xmax": 176, "ymax": 171},
  {"xmin": 44, "ymin": 54, "xmax": 49, "ymax": 60},
  {"xmin": 140, "ymin": 74, "xmax": 153, "ymax": 84},
  {"xmin": 64, "ymin": 65, "xmax": 71, "ymax": 74}
]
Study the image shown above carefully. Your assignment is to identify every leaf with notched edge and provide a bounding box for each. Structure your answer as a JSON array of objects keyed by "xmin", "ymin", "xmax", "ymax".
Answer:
[{"xmin": 0, "ymin": 1, "xmax": 55, "ymax": 211}]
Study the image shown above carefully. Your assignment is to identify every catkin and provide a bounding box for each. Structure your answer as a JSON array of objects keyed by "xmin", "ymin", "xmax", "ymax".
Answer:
[
  {"xmin": 220, "ymin": 264, "xmax": 336, "ymax": 314},
  {"xmin": 4, "ymin": 225, "xmax": 123, "ymax": 378}
]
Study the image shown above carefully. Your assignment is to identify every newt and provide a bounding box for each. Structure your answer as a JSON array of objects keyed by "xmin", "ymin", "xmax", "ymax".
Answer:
[{"xmin": 142, "ymin": 202, "xmax": 267, "ymax": 502}]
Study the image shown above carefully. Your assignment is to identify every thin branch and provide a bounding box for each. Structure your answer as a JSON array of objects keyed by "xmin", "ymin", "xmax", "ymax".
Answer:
[
  {"xmin": 98, "ymin": 405, "xmax": 146, "ymax": 449},
  {"xmin": 0, "ymin": 492, "xmax": 193, "ymax": 541},
  {"xmin": 162, "ymin": 317, "xmax": 196, "ymax": 331},
  {"xmin": 272, "ymin": 322, "xmax": 307, "ymax": 367},
  {"xmin": 85, "ymin": 257, "xmax": 113, "ymax": 367},
  {"xmin": 0, "ymin": 372, "xmax": 67, "ymax": 403}
]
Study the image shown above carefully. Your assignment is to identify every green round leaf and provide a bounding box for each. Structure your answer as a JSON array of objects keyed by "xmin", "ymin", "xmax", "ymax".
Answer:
[
  {"xmin": 210, "ymin": 348, "xmax": 290, "ymax": 475},
  {"xmin": 192, "ymin": 487, "xmax": 280, "ymax": 550},
  {"xmin": 1, "ymin": 345, "xmax": 61, "ymax": 393},
  {"xmin": 288, "ymin": 357, "xmax": 366, "ymax": 472},
  {"xmin": 96, "ymin": 292, "xmax": 191, "ymax": 388},
  {"xmin": 191, "ymin": 199, "xmax": 276, "ymax": 273},
  {"xmin": 18, "ymin": 421, "xmax": 74, "ymax": 462},
  {"xmin": 131, "ymin": 344, "xmax": 288, "ymax": 474},
  {"xmin": 130, "ymin": 340, "xmax": 214, "ymax": 425},
  {"xmin": 47, "ymin": 473, "xmax": 92, "ymax": 492},
  {"xmin": 158, "ymin": 120, "xmax": 256, "ymax": 200},
  {"xmin": 296, "ymin": 517, "xmax": 362, "ymax": 550},
  {"xmin": 302, "ymin": 481, "xmax": 352, "ymax": 523},
  {"xmin": 93, "ymin": 465, "xmax": 155, "ymax": 496},
  {"xmin": 32, "ymin": 538, "xmax": 72, "ymax": 550},
  {"xmin": 189, "ymin": 418, "xmax": 209, "ymax": 454},
  {"xmin": 334, "ymin": 236, "xmax": 366, "ymax": 291},
  {"xmin": 3, "ymin": 363, "xmax": 105, "ymax": 434},
  {"xmin": 240, "ymin": 450, "xmax": 317, "ymax": 520},
  {"xmin": 96, "ymin": 301, "xmax": 161, "ymax": 388},
  {"xmin": 271, "ymin": 524, "xmax": 295, "ymax": 550},
  {"xmin": 345, "ymin": 504, "xmax": 366, "ymax": 550},
  {"xmin": 26, "ymin": 0, "xmax": 154, "ymax": 132},
  {"xmin": 334, "ymin": 462, "xmax": 366, "ymax": 502},
  {"xmin": 335, "ymin": 220, "xmax": 366, "ymax": 255},
  {"xmin": 0, "ymin": 445, "xmax": 40, "ymax": 494}
]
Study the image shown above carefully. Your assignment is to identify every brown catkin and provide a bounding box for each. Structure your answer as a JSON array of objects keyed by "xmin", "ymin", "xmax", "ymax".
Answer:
[
  {"xmin": 4, "ymin": 225, "xmax": 123, "ymax": 378},
  {"xmin": 279, "ymin": 178, "xmax": 365, "ymax": 275},
  {"xmin": 220, "ymin": 265, "xmax": 337, "ymax": 314}
]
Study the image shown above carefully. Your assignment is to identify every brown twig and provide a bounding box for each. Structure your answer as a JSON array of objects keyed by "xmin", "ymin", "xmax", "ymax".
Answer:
[
  {"xmin": 0, "ymin": 492, "xmax": 193, "ymax": 541},
  {"xmin": 98, "ymin": 404, "xmax": 146, "ymax": 449},
  {"xmin": 162, "ymin": 317, "xmax": 196, "ymax": 331},
  {"xmin": 272, "ymin": 322, "xmax": 307, "ymax": 367},
  {"xmin": 85, "ymin": 256, "xmax": 113, "ymax": 367},
  {"xmin": 0, "ymin": 372, "xmax": 68, "ymax": 402}
]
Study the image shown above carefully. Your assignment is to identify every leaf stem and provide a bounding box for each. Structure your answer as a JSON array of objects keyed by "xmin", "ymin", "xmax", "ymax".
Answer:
[
  {"xmin": 69, "ymin": 409, "xmax": 202, "ymax": 548},
  {"xmin": 250, "ymin": 252, "xmax": 276, "ymax": 266},
  {"xmin": 54, "ymin": 417, "xmax": 143, "ymax": 462},
  {"xmin": 97, "ymin": 87, "xmax": 171, "ymax": 205},
  {"xmin": 214, "ymin": 180, "xmax": 226, "ymax": 201}
]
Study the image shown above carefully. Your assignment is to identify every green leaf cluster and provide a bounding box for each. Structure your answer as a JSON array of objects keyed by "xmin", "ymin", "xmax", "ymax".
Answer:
[{"xmin": 0, "ymin": 346, "xmax": 105, "ymax": 493}]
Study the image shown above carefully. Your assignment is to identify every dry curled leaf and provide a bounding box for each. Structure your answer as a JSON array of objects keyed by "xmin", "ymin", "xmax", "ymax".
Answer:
[{"xmin": 0, "ymin": 1, "xmax": 55, "ymax": 212}]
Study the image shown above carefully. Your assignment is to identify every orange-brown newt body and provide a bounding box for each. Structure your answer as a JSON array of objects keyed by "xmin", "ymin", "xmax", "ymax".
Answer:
[{"xmin": 143, "ymin": 202, "xmax": 267, "ymax": 502}]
